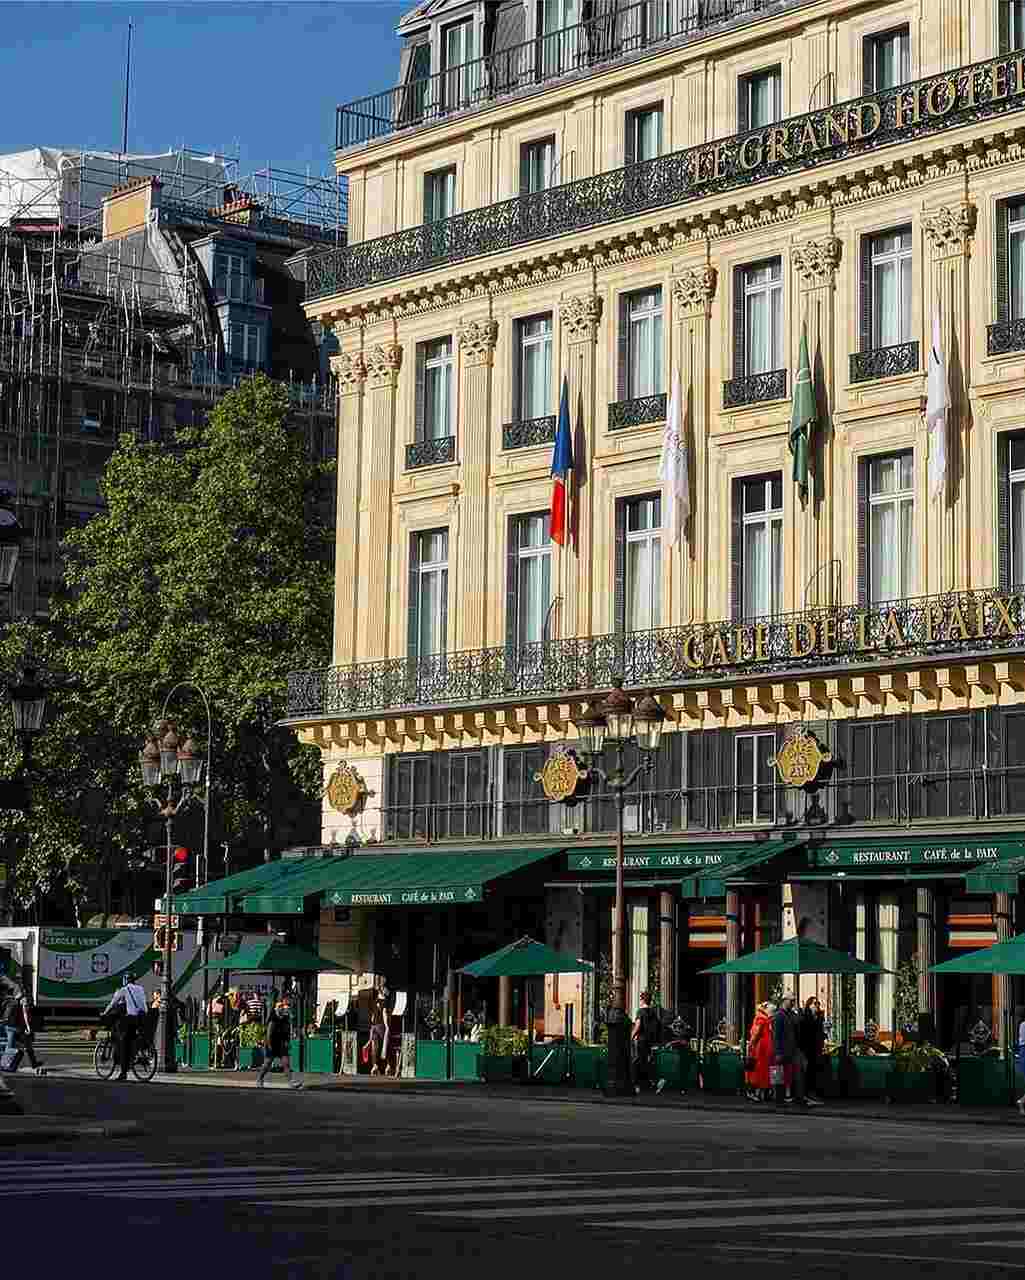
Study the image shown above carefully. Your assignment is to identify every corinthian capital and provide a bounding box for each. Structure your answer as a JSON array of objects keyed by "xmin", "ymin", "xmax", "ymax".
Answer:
[
  {"xmin": 672, "ymin": 266, "xmax": 717, "ymax": 315},
  {"xmin": 923, "ymin": 203, "xmax": 975, "ymax": 257},
  {"xmin": 792, "ymin": 237, "xmax": 841, "ymax": 288},
  {"xmin": 331, "ymin": 350, "xmax": 367, "ymax": 395},
  {"xmin": 365, "ymin": 342, "xmax": 403, "ymax": 388},
  {"xmin": 458, "ymin": 318, "xmax": 499, "ymax": 367},
  {"xmin": 561, "ymin": 293, "xmax": 602, "ymax": 345}
]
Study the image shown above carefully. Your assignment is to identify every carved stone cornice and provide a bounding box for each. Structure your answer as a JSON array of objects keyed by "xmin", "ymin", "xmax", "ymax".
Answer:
[
  {"xmin": 923, "ymin": 203, "xmax": 976, "ymax": 258},
  {"xmin": 458, "ymin": 318, "xmax": 498, "ymax": 368},
  {"xmin": 562, "ymin": 293, "xmax": 602, "ymax": 345},
  {"xmin": 364, "ymin": 342, "xmax": 402, "ymax": 389},
  {"xmin": 330, "ymin": 350, "xmax": 367, "ymax": 396},
  {"xmin": 672, "ymin": 266, "xmax": 717, "ymax": 315},
  {"xmin": 792, "ymin": 237, "xmax": 841, "ymax": 288}
]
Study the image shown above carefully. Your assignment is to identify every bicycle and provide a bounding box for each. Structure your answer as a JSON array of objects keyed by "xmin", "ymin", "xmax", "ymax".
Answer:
[{"xmin": 93, "ymin": 1024, "xmax": 159, "ymax": 1082}]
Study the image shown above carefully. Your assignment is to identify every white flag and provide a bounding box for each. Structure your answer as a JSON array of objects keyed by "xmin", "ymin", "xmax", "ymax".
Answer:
[
  {"xmin": 659, "ymin": 367, "xmax": 689, "ymax": 545},
  {"xmin": 926, "ymin": 308, "xmax": 949, "ymax": 501}
]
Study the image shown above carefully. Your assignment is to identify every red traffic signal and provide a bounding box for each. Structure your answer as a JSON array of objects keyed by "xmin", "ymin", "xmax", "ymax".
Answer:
[{"xmin": 173, "ymin": 847, "xmax": 189, "ymax": 863}]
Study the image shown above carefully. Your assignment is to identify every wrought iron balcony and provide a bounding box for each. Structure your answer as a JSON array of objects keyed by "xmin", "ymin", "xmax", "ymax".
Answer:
[
  {"xmin": 286, "ymin": 585, "xmax": 1025, "ymax": 720},
  {"xmin": 849, "ymin": 340, "xmax": 919, "ymax": 384},
  {"xmin": 336, "ymin": 0, "xmax": 792, "ymax": 151},
  {"xmin": 988, "ymin": 319, "xmax": 1025, "ymax": 356},
  {"xmin": 405, "ymin": 435, "xmax": 455, "ymax": 469},
  {"xmin": 310, "ymin": 53, "xmax": 1025, "ymax": 302},
  {"xmin": 723, "ymin": 368, "xmax": 787, "ymax": 409},
  {"xmin": 608, "ymin": 393, "xmax": 667, "ymax": 432},
  {"xmin": 503, "ymin": 415, "xmax": 557, "ymax": 451}
]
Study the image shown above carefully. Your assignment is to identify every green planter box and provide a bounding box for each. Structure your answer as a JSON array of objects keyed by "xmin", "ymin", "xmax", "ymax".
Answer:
[
  {"xmin": 452, "ymin": 1041, "xmax": 480, "ymax": 1081},
  {"xmin": 813, "ymin": 1055, "xmax": 843, "ymax": 1099},
  {"xmin": 653, "ymin": 1047, "xmax": 700, "ymax": 1091},
  {"xmin": 845, "ymin": 1054, "xmax": 891, "ymax": 1098},
  {"xmin": 289, "ymin": 1036, "xmax": 302, "ymax": 1072},
  {"xmin": 527, "ymin": 1045, "xmax": 568, "ymax": 1084},
  {"xmin": 480, "ymin": 1053, "xmax": 517, "ymax": 1083},
  {"xmin": 701, "ymin": 1050, "xmax": 743, "ymax": 1094},
  {"xmin": 886, "ymin": 1069, "xmax": 934, "ymax": 1102},
  {"xmin": 237, "ymin": 1046, "xmax": 264, "ymax": 1071},
  {"xmin": 572, "ymin": 1046, "xmax": 607, "ymax": 1089},
  {"xmin": 305, "ymin": 1036, "xmax": 334, "ymax": 1075},
  {"xmin": 958, "ymin": 1055, "xmax": 1015, "ymax": 1106},
  {"xmin": 416, "ymin": 1039, "xmax": 448, "ymax": 1081},
  {"xmin": 189, "ymin": 1033, "xmax": 210, "ymax": 1071}
]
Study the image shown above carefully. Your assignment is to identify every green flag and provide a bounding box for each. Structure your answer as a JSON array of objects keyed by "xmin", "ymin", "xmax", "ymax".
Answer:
[{"xmin": 790, "ymin": 323, "xmax": 815, "ymax": 502}]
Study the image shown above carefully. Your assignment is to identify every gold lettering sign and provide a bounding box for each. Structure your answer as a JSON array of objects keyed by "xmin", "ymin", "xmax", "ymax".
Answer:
[
  {"xmin": 770, "ymin": 729, "xmax": 833, "ymax": 789},
  {"xmin": 327, "ymin": 762, "xmax": 368, "ymax": 816},
  {"xmin": 534, "ymin": 749, "xmax": 586, "ymax": 803}
]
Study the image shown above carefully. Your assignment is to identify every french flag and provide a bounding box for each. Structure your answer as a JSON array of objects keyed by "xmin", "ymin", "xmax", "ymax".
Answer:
[{"xmin": 550, "ymin": 375, "xmax": 573, "ymax": 547}]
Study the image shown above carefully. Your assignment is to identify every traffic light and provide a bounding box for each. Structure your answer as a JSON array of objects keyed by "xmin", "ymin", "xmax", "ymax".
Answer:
[{"xmin": 171, "ymin": 847, "xmax": 190, "ymax": 893}]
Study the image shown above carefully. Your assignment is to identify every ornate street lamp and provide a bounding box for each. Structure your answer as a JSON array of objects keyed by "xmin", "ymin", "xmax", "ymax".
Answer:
[
  {"xmin": 139, "ymin": 717, "xmax": 207, "ymax": 1074},
  {"xmin": 574, "ymin": 677, "xmax": 665, "ymax": 1096},
  {"xmin": 8, "ymin": 668, "xmax": 47, "ymax": 754}
]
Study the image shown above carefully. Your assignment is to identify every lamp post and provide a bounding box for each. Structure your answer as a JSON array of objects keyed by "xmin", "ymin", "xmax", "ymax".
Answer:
[
  {"xmin": 575, "ymin": 677, "xmax": 666, "ymax": 1096},
  {"xmin": 140, "ymin": 720, "xmax": 206, "ymax": 1074}
]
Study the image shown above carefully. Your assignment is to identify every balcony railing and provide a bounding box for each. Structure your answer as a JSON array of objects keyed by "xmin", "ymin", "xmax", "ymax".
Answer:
[
  {"xmin": 337, "ymin": 0, "xmax": 791, "ymax": 151},
  {"xmin": 406, "ymin": 434, "xmax": 456, "ymax": 469},
  {"xmin": 286, "ymin": 586, "xmax": 1025, "ymax": 720},
  {"xmin": 311, "ymin": 52, "xmax": 1025, "ymax": 302},
  {"xmin": 987, "ymin": 319, "xmax": 1025, "ymax": 357},
  {"xmin": 723, "ymin": 368, "xmax": 787, "ymax": 408},
  {"xmin": 849, "ymin": 340, "xmax": 919, "ymax": 384},
  {"xmin": 381, "ymin": 766, "xmax": 1025, "ymax": 844},
  {"xmin": 503, "ymin": 415, "xmax": 557, "ymax": 450},
  {"xmin": 608, "ymin": 393, "xmax": 667, "ymax": 431}
]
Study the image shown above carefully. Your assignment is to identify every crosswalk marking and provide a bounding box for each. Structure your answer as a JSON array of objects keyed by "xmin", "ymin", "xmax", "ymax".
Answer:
[
  {"xmin": 256, "ymin": 1189, "xmax": 871, "ymax": 1211},
  {"xmin": 598, "ymin": 1205, "xmax": 1025, "ymax": 1232},
  {"xmin": 421, "ymin": 1195, "xmax": 886, "ymax": 1221},
  {"xmin": 778, "ymin": 1223, "xmax": 1025, "ymax": 1242}
]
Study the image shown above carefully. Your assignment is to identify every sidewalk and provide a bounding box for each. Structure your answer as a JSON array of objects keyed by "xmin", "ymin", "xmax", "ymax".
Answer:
[{"xmin": 51, "ymin": 1065, "xmax": 1025, "ymax": 1127}]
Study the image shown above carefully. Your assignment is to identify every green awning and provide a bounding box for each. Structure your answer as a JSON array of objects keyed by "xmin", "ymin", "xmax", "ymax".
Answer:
[
  {"xmin": 203, "ymin": 941, "xmax": 350, "ymax": 974},
  {"xmin": 806, "ymin": 837, "xmax": 1025, "ymax": 874},
  {"xmin": 930, "ymin": 932, "xmax": 1025, "ymax": 975},
  {"xmin": 965, "ymin": 854, "xmax": 1025, "ymax": 894},
  {"xmin": 682, "ymin": 839, "xmax": 794, "ymax": 898},
  {"xmin": 246, "ymin": 846, "xmax": 559, "ymax": 913},
  {"xmin": 701, "ymin": 937, "xmax": 886, "ymax": 976},
  {"xmin": 566, "ymin": 843, "xmax": 753, "ymax": 875},
  {"xmin": 169, "ymin": 859, "xmax": 306, "ymax": 915},
  {"xmin": 459, "ymin": 937, "xmax": 593, "ymax": 978}
]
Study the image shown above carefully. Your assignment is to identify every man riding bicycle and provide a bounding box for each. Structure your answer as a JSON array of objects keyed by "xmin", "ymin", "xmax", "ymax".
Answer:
[{"xmin": 101, "ymin": 974, "xmax": 147, "ymax": 1081}]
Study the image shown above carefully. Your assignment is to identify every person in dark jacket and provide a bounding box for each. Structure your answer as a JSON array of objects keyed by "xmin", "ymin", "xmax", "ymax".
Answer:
[
  {"xmin": 798, "ymin": 996, "xmax": 827, "ymax": 1103},
  {"xmin": 772, "ymin": 993, "xmax": 805, "ymax": 1106},
  {"xmin": 258, "ymin": 999, "xmax": 303, "ymax": 1089},
  {"xmin": 631, "ymin": 991, "xmax": 659, "ymax": 1093}
]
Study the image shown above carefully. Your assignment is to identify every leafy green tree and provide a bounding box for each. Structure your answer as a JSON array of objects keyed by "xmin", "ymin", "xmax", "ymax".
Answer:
[{"xmin": 4, "ymin": 375, "xmax": 334, "ymax": 920}]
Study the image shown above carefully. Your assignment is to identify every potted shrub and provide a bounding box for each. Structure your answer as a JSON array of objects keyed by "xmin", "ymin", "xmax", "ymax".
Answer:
[
  {"xmin": 237, "ymin": 1021, "xmax": 264, "ymax": 1070},
  {"xmin": 886, "ymin": 1042, "xmax": 946, "ymax": 1102},
  {"xmin": 701, "ymin": 1037, "xmax": 743, "ymax": 1094},
  {"xmin": 479, "ymin": 1026, "xmax": 528, "ymax": 1082}
]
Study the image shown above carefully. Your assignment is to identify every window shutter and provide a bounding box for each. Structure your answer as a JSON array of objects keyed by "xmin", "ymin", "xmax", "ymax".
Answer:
[
  {"xmin": 738, "ymin": 77, "xmax": 750, "ymax": 134},
  {"xmin": 520, "ymin": 143, "xmax": 531, "ymax": 196},
  {"xmin": 512, "ymin": 319, "xmax": 523, "ymax": 420},
  {"xmin": 423, "ymin": 173, "xmax": 433, "ymax": 224},
  {"xmin": 856, "ymin": 457, "xmax": 870, "ymax": 606},
  {"xmin": 1000, "ymin": 0, "xmax": 1011, "ymax": 55},
  {"xmin": 730, "ymin": 477, "xmax": 744, "ymax": 621},
  {"xmin": 996, "ymin": 199, "xmax": 1010, "ymax": 326},
  {"xmin": 439, "ymin": 557, "xmax": 449, "ymax": 656},
  {"xmin": 860, "ymin": 235, "xmax": 874, "ymax": 351},
  {"xmin": 616, "ymin": 293, "xmax": 630, "ymax": 402},
  {"xmin": 506, "ymin": 515, "xmax": 520, "ymax": 655},
  {"xmin": 414, "ymin": 342, "xmax": 426, "ymax": 441},
  {"xmin": 862, "ymin": 36, "xmax": 875, "ymax": 94},
  {"xmin": 407, "ymin": 533, "xmax": 421, "ymax": 659},
  {"xmin": 999, "ymin": 433, "xmax": 1013, "ymax": 590},
  {"xmin": 732, "ymin": 267, "xmax": 746, "ymax": 379},
  {"xmin": 613, "ymin": 497, "xmax": 627, "ymax": 633},
  {"xmin": 624, "ymin": 111, "xmax": 636, "ymax": 167}
]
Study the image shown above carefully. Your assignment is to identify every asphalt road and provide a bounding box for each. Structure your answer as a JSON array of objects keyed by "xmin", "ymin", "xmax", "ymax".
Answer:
[{"xmin": 8, "ymin": 1060, "xmax": 1025, "ymax": 1280}]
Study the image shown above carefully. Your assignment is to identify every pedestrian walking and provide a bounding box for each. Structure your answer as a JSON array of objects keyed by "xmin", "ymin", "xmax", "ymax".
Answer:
[
  {"xmin": 258, "ymin": 999, "xmax": 303, "ymax": 1089},
  {"xmin": 744, "ymin": 1001, "xmax": 776, "ymax": 1101},
  {"xmin": 772, "ymin": 992, "xmax": 821, "ymax": 1107},
  {"xmin": 631, "ymin": 990, "xmax": 659, "ymax": 1094},
  {"xmin": 0, "ymin": 982, "xmax": 24, "ymax": 1069},
  {"xmin": 798, "ymin": 996, "xmax": 826, "ymax": 1102},
  {"xmin": 100, "ymin": 974, "xmax": 147, "ymax": 1081},
  {"xmin": 368, "ymin": 986, "xmax": 388, "ymax": 1076},
  {"xmin": 12, "ymin": 991, "xmax": 45, "ymax": 1074},
  {"xmin": 1016, "ymin": 1012, "xmax": 1025, "ymax": 1117}
]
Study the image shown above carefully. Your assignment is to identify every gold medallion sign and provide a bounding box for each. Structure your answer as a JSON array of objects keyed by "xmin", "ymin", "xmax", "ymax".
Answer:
[
  {"xmin": 326, "ymin": 762, "xmax": 368, "ymax": 815},
  {"xmin": 534, "ymin": 750, "xmax": 586, "ymax": 802},
  {"xmin": 771, "ymin": 729, "xmax": 833, "ymax": 789}
]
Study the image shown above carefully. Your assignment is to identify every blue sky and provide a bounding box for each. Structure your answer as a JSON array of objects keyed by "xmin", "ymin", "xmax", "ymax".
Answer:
[{"xmin": 0, "ymin": 2, "xmax": 408, "ymax": 177}]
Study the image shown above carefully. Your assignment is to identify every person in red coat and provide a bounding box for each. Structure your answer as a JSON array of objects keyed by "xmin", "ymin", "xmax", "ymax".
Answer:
[{"xmin": 745, "ymin": 1001, "xmax": 776, "ymax": 1101}]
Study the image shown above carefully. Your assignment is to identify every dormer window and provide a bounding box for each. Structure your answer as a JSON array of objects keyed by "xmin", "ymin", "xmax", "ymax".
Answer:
[
  {"xmin": 214, "ymin": 253, "xmax": 246, "ymax": 302},
  {"xmin": 442, "ymin": 17, "xmax": 477, "ymax": 109}
]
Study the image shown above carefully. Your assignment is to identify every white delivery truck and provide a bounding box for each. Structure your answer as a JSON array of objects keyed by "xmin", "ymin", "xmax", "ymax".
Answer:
[{"xmin": 0, "ymin": 925, "xmax": 271, "ymax": 1012}]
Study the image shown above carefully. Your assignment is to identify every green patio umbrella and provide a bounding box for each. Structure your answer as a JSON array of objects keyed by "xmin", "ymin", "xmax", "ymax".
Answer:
[
  {"xmin": 930, "ymin": 933, "xmax": 1025, "ymax": 974},
  {"xmin": 459, "ymin": 936, "xmax": 593, "ymax": 978},
  {"xmin": 203, "ymin": 941, "xmax": 351, "ymax": 974},
  {"xmin": 700, "ymin": 937, "xmax": 886, "ymax": 975}
]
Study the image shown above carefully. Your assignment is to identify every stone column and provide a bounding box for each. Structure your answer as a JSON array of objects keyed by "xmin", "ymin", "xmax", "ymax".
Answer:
[
  {"xmin": 498, "ymin": 976, "xmax": 511, "ymax": 1028},
  {"xmin": 791, "ymin": 236, "xmax": 841, "ymax": 610},
  {"xmin": 455, "ymin": 317, "xmax": 498, "ymax": 651},
  {"xmin": 725, "ymin": 889, "xmax": 740, "ymax": 1044},
  {"xmin": 659, "ymin": 889, "xmax": 676, "ymax": 1012},
  {"xmin": 995, "ymin": 890, "xmax": 1013, "ymax": 1052},
  {"xmin": 561, "ymin": 293, "xmax": 602, "ymax": 640},
  {"xmin": 878, "ymin": 892, "xmax": 900, "ymax": 1041},
  {"xmin": 356, "ymin": 340, "xmax": 402, "ymax": 663},
  {"xmin": 855, "ymin": 892, "xmax": 868, "ymax": 1031},
  {"xmin": 626, "ymin": 896, "xmax": 649, "ymax": 1018},
  {"xmin": 672, "ymin": 265, "xmax": 715, "ymax": 623},
  {"xmin": 923, "ymin": 202, "xmax": 975, "ymax": 594},
  {"xmin": 329, "ymin": 348, "xmax": 366, "ymax": 666},
  {"xmin": 916, "ymin": 885, "xmax": 936, "ymax": 1025}
]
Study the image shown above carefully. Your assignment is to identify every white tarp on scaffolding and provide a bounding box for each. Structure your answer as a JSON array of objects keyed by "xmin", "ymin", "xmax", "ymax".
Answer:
[{"xmin": 0, "ymin": 147, "xmax": 228, "ymax": 229}]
